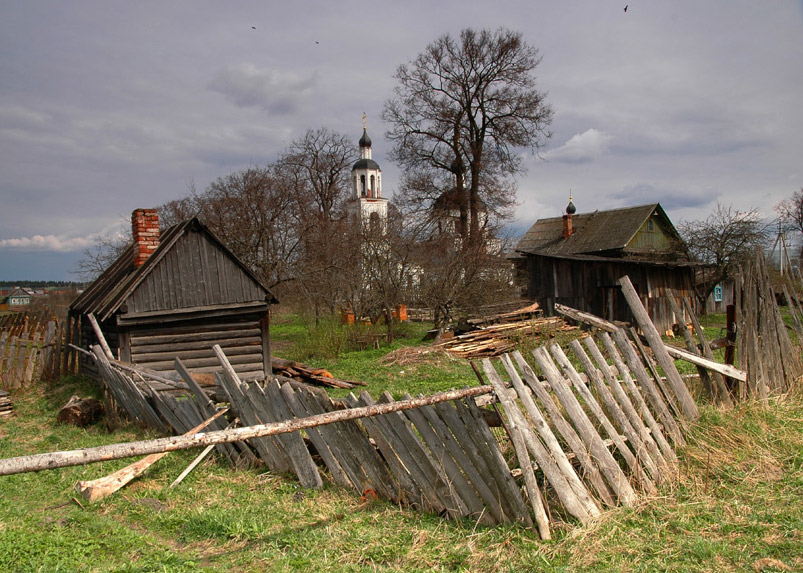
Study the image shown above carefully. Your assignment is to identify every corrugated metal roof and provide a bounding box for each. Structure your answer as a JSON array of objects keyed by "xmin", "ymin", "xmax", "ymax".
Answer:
[
  {"xmin": 514, "ymin": 203, "xmax": 682, "ymax": 258},
  {"xmin": 70, "ymin": 218, "xmax": 277, "ymax": 322}
]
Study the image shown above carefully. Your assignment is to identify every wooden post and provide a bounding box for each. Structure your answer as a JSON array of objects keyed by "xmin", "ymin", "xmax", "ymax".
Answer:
[{"xmin": 618, "ymin": 276, "xmax": 699, "ymax": 420}]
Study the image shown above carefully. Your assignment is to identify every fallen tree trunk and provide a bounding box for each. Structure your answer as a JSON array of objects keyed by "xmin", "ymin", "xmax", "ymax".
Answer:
[
  {"xmin": 57, "ymin": 396, "xmax": 103, "ymax": 427},
  {"xmin": 0, "ymin": 385, "xmax": 493, "ymax": 477},
  {"xmin": 74, "ymin": 408, "xmax": 229, "ymax": 502}
]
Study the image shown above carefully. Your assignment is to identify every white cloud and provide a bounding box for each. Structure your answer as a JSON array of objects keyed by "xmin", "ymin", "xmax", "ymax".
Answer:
[
  {"xmin": 207, "ymin": 63, "xmax": 318, "ymax": 114},
  {"xmin": 545, "ymin": 129, "xmax": 613, "ymax": 164},
  {"xmin": 0, "ymin": 234, "xmax": 95, "ymax": 252}
]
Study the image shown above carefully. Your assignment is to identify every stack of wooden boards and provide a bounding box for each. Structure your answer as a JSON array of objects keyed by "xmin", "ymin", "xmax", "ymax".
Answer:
[
  {"xmin": 0, "ymin": 390, "xmax": 12, "ymax": 417},
  {"xmin": 438, "ymin": 315, "xmax": 578, "ymax": 358}
]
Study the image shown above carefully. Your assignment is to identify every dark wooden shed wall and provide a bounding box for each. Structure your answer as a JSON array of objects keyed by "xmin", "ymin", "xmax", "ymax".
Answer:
[{"xmin": 525, "ymin": 255, "xmax": 696, "ymax": 332}]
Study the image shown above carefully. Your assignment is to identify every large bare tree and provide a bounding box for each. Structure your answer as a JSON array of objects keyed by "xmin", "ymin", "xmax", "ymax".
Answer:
[
  {"xmin": 277, "ymin": 127, "xmax": 357, "ymax": 222},
  {"xmin": 383, "ymin": 28, "xmax": 553, "ymax": 247},
  {"xmin": 679, "ymin": 204, "xmax": 769, "ymax": 305}
]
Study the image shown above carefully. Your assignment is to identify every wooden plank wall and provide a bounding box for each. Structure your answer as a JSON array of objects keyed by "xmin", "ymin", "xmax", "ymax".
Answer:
[
  {"xmin": 526, "ymin": 256, "xmax": 695, "ymax": 332},
  {"xmin": 126, "ymin": 229, "xmax": 266, "ymax": 314},
  {"xmin": 127, "ymin": 315, "xmax": 266, "ymax": 380}
]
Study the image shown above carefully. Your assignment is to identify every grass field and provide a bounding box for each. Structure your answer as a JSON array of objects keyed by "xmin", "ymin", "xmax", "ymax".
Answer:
[{"xmin": 1, "ymin": 313, "xmax": 801, "ymax": 571}]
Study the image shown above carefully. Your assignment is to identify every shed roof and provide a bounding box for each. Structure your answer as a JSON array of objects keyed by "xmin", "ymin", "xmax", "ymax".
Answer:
[
  {"xmin": 514, "ymin": 203, "xmax": 684, "ymax": 259},
  {"xmin": 71, "ymin": 218, "xmax": 277, "ymax": 322}
]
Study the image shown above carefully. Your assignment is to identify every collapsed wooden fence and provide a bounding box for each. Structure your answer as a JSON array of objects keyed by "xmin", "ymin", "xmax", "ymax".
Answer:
[
  {"xmin": 0, "ymin": 276, "xmax": 717, "ymax": 539},
  {"xmin": 3, "ymin": 266, "xmax": 795, "ymax": 538}
]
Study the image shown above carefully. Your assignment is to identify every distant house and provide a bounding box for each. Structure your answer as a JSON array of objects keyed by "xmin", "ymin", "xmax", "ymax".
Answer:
[
  {"xmin": 69, "ymin": 209, "xmax": 278, "ymax": 382},
  {"xmin": 6, "ymin": 287, "xmax": 35, "ymax": 306},
  {"xmin": 512, "ymin": 202, "xmax": 699, "ymax": 332}
]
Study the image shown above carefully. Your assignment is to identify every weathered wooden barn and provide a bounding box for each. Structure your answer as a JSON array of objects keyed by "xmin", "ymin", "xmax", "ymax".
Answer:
[
  {"xmin": 69, "ymin": 209, "xmax": 277, "ymax": 381},
  {"xmin": 512, "ymin": 203, "xmax": 699, "ymax": 332}
]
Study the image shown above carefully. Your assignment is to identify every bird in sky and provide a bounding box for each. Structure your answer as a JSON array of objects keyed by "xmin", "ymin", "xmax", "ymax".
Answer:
[
  {"xmin": 251, "ymin": 26, "xmax": 256, "ymax": 30},
  {"xmin": 624, "ymin": 5, "xmax": 628, "ymax": 12}
]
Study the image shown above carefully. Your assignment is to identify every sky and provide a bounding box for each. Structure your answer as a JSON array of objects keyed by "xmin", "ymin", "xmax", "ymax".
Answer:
[{"xmin": 1, "ymin": 1, "xmax": 802, "ymax": 281}]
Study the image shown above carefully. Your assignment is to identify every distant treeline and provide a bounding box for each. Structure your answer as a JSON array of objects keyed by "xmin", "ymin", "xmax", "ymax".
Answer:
[{"xmin": 0, "ymin": 281, "xmax": 87, "ymax": 289}]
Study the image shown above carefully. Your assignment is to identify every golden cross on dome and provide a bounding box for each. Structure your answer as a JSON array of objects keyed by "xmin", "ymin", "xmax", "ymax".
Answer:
[{"xmin": 363, "ymin": 113, "xmax": 367, "ymax": 130}]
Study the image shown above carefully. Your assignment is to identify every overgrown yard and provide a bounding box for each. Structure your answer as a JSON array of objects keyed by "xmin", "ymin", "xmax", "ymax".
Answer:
[{"xmin": 1, "ymin": 314, "xmax": 802, "ymax": 571}]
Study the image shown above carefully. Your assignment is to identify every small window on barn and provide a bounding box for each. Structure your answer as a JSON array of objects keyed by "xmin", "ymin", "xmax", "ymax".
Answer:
[
  {"xmin": 714, "ymin": 284, "xmax": 723, "ymax": 302},
  {"xmin": 647, "ymin": 219, "xmax": 654, "ymax": 232}
]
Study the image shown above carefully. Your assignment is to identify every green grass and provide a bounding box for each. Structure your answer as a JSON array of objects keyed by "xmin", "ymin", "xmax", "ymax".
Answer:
[{"xmin": 2, "ymin": 314, "xmax": 803, "ymax": 571}]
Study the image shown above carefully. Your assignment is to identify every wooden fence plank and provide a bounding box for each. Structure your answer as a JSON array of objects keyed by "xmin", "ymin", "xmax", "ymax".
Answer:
[
  {"xmin": 548, "ymin": 343, "xmax": 656, "ymax": 495},
  {"xmin": 533, "ymin": 346, "xmax": 638, "ymax": 507},
  {"xmin": 482, "ymin": 359, "xmax": 551, "ymax": 538},
  {"xmin": 618, "ymin": 275, "xmax": 699, "ymax": 420}
]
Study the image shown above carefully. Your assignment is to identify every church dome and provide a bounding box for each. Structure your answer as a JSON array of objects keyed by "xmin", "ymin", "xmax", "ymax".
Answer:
[
  {"xmin": 359, "ymin": 129, "xmax": 372, "ymax": 148},
  {"xmin": 352, "ymin": 158, "xmax": 381, "ymax": 171}
]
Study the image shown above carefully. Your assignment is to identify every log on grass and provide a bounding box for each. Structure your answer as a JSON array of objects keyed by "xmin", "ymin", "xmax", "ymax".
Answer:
[
  {"xmin": 74, "ymin": 408, "xmax": 229, "ymax": 502},
  {"xmin": 0, "ymin": 386, "xmax": 494, "ymax": 477},
  {"xmin": 57, "ymin": 396, "xmax": 104, "ymax": 427}
]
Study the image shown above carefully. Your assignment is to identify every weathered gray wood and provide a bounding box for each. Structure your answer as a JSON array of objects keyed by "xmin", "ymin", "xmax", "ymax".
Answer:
[
  {"xmin": 581, "ymin": 336, "xmax": 669, "ymax": 477},
  {"xmin": 0, "ymin": 385, "xmax": 496, "ymax": 477},
  {"xmin": 214, "ymin": 365, "xmax": 290, "ymax": 473},
  {"xmin": 174, "ymin": 358, "xmax": 240, "ymax": 465},
  {"xmin": 262, "ymin": 380, "xmax": 323, "ymax": 488},
  {"xmin": 504, "ymin": 352, "xmax": 602, "ymax": 519},
  {"xmin": 666, "ymin": 293, "xmax": 715, "ymax": 403},
  {"xmin": 433, "ymin": 399, "xmax": 516, "ymax": 523},
  {"xmin": 345, "ymin": 393, "xmax": 431, "ymax": 511},
  {"xmin": 662, "ymin": 344, "xmax": 747, "ymax": 382},
  {"xmin": 279, "ymin": 383, "xmax": 352, "ymax": 488},
  {"xmin": 611, "ymin": 329, "xmax": 685, "ymax": 446},
  {"xmin": 419, "ymin": 400, "xmax": 508, "ymax": 524},
  {"xmin": 512, "ymin": 351, "xmax": 616, "ymax": 506},
  {"xmin": 569, "ymin": 339, "xmax": 661, "ymax": 485},
  {"xmin": 549, "ymin": 343, "xmax": 656, "ymax": 495},
  {"xmin": 598, "ymin": 334, "xmax": 678, "ymax": 465},
  {"xmin": 618, "ymin": 275, "xmax": 699, "ymax": 420},
  {"xmin": 377, "ymin": 392, "xmax": 467, "ymax": 515},
  {"xmin": 87, "ymin": 313, "xmax": 114, "ymax": 360},
  {"xmin": 629, "ymin": 328, "xmax": 686, "ymax": 425},
  {"xmin": 533, "ymin": 346, "xmax": 638, "ymax": 506},
  {"xmin": 482, "ymin": 360, "xmax": 551, "ymax": 538},
  {"xmin": 291, "ymin": 386, "xmax": 394, "ymax": 500},
  {"xmin": 682, "ymin": 298, "xmax": 733, "ymax": 407},
  {"xmin": 400, "ymin": 393, "xmax": 491, "ymax": 524},
  {"xmin": 376, "ymin": 391, "xmax": 468, "ymax": 518},
  {"xmin": 554, "ymin": 304, "xmax": 618, "ymax": 332},
  {"xmin": 454, "ymin": 397, "xmax": 534, "ymax": 527}
]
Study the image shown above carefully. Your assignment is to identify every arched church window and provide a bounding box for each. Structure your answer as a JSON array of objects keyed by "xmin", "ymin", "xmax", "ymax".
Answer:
[
  {"xmin": 370, "ymin": 175, "xmax": 375, "ymax": 196},
  {"xmin": 360, "ymin": 175, "xmax": 366, "ymax": 197},
  {"xmin": 369, "ymin": 211, "xmax": 380, "ymax": 234}
]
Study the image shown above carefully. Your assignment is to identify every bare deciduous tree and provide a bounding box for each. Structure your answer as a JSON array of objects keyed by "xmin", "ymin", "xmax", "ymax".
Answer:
[
  {"xmin": 679, "ymin": 203, "xmax": 769, "ymax": 305},
  {"xmin": 774, "ymin": 187, "xmax": 803, "ymax": 261},
  {"xmin": 383, "ymin": 27, "xmax": 553, "ymax": 247}
]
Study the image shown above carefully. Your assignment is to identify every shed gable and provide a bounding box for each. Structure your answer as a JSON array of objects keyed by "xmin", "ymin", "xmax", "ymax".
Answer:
[{"xmin": 124, "ymin": 227, "xmax": 267, "ymax": 315}]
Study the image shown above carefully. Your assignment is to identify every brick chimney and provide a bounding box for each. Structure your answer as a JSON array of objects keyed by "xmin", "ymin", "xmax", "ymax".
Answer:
[
  {"xmin": 562, "ymin": 194, "xmax": 576, "ymax": 239},
  {"xmin": 132, "ymin": 208, "xmax": 159, "ymax": 268}
]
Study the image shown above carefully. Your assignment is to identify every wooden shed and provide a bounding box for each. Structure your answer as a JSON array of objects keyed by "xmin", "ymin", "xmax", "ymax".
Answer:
[
  {"xmin": 512, "ymin": 203, "xmax": 699, "ymax": 332},
  {"xmin": 69, "ymin": 209, "xmax": 277, "ymax": 382}
]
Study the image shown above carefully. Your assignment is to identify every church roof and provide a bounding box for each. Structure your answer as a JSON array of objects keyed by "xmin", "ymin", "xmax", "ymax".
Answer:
[
  {"xmin": 359, "ymin": 128, "xmax": 372, "ymax": 148},
  {"xmin": 352, "ymin": 158, "xmax": 381, "ymax": 171}
]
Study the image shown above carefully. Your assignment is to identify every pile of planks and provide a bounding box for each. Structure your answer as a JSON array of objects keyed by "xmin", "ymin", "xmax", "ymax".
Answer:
[
  {"xmin": 271, "ymin": 357, "xmax": 366, "ymax": 390},
  {"xmin": 438, "ymin": 316, "xmax": 578, "ymax": 358},
  {"xmin": 0, "ymin": 390, "xmax": 12, "ymax": 417}
]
